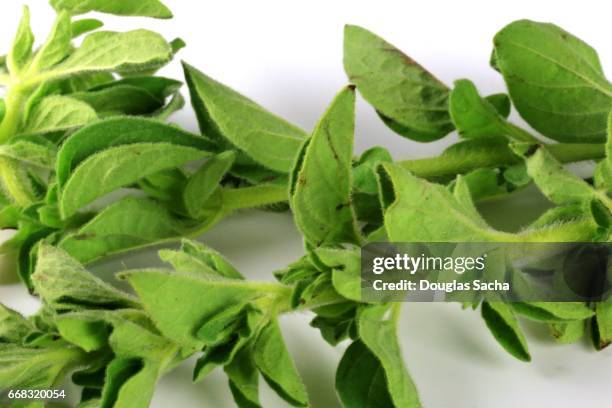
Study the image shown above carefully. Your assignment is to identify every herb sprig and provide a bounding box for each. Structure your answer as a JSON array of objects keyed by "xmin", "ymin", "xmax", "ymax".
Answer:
[{"xmin": 0, "ymin": 2, "xmax": 610, "ymax": 407}]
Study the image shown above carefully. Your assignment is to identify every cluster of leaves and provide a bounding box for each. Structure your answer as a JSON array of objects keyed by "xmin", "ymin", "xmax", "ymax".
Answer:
[
  {"xmin": 0, "ymin": 1, "xmax": 611, "ymax": 407},
  {"xmin": 0, "ymin": 1, "xmax": 293, "ymax": 290}
]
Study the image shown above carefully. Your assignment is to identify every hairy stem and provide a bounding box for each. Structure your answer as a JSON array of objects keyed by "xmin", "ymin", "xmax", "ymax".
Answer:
[
  {"xmin": 221, "ymin": 184, "xmax": 288, "ymax": 212},
  {"xmin": 399, "ymin": 143, "xmax": 605, "ymax": 180},
  {"xmin": 0, "ymin": 85, "xmax": 28, "ymax": 143}
]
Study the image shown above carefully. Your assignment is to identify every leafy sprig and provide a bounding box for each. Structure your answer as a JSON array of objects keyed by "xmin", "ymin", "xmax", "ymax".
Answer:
[{"xmin": 0, "ymin": 2, "xmax": 610, "ymax": 407}]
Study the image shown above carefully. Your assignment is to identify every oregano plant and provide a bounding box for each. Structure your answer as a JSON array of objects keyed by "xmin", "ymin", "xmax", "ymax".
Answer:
[{"xmin": 0, "ymin": 1, "xmax": 610, "ymax": 407}]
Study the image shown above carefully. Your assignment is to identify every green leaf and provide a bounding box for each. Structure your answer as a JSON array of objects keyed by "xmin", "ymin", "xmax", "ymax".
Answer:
[
  {"xmin": 549, "ymin": 320, "xmax": 585, "ymax": 344},
  {"xmin": 310, "ymin": 313, "xmax": 355, "ymax": 347},
  {"xmin": 60, "ymin": 142, "xmax": 207, "ymax": 217},
  {"xmin": 379, "ymin": 163, "xmax": 506, "ymax": 242},
  {"xmin": 39, "ymin": 30, "xmax": 173, "ymax": 82},
  {"xmin": 58, "ymin": 197, "xmax": 198, "ymax": 264},
  {"xmin": 56, "ymin": 118, "xmax": 213, "ymax": 217},
  {"xmin": 124, "ymin": 269, "xmax": 264, "ymax": 351},
  {"xmin": 224, "ymin": 346, "xmax": 261, "ymax": 408},
  {"xmin": 71, "ymin": 86, "xmax": 164, "ymax": 117},
  {"xmin": 159, "ymin": 239, "xmax": 243, "ymax": 279},
  {"xmin": 0, "ymin": 139, "xmax": 56, "ymax": 169},
  {"xmin": 0, "ymin": 343, "xmax": 85, "ymax": 389},
  {"xmin": 0, "ymin": 99, "xmax": 5, "ymax": 124},
  {"xmin": 529, "ymin": 204, "xmax": 585, "ymax": 229},
  {"xmin": 481, "ymin": 301, "xmax": 531, "ymax": 361},
  {"xmin": 356, "ymin": 305, "xmax": 422, "ymax": 408},
  {"xmin": 449, "ymin": 79, "xmax": 534, "ymax": 141},
  {"xmin": 594, "ymin": 111, "xmax": 612, "ymax": 193},
  {"xmin": 0, "ymin": 157, "xmax": 41, "ymax": 206},
  {"xmin": 513, "ymin": 144, "xmax": 610, "ymax": 210},
  {"xmin": 343, "ymin": 25, "xmax": 452, "ymax": 142},
  {"xmin": 57, "ymin": 72, "xmax": 115, "ymax": 93},
  {"xmin": 493, "ymin": 20, "xmax": 612, "ymax": 142},
  {"xmin": 336, "ymin": 340, "xmax": 394, "ymax": 408},
  {"xmin": 22, "ymin": 95, "xmax": 98, "ymax": 135},
  {"xmin": 0, "ymin": 304, "xmax": 34, "ymax": 343},
  {"xmin": 56, "ymin": 117, "xmax": 214, "ymax": 189},
  {"xmin": 352, "ymin": 146, "xmax": 393, "ymax": 195},
  {"xmin": 182, "ymin": 62, "xmax": 306, "ymax": 172},
  {"xmin": 153, "ymin": 91, "xmax": 184, "ymax": 120},
  {"xmin": 27, "ymin": 11, "xmax": 72, "ymax": 74},
  {"xmin": 50, "ymin": 0, "xmax": 173, "ymax": 19},
  {"xmin": 7, "ymin": 6, "xmax": 34, "ymax": 75},
  {"xmin": 138, "ymin": 168, "xmax": 188, "ymax": 209},
  {"xmin": 184, "ymin": 151, "xmax": 235, "ymax": 219},
  {"xmin": 31, "ymin": 244, "xmax": 139, "ymax": 311},
  {"xmin": 253, "ymin": 319, "xmax": 309, "ymax": 407},
  {"xmin": 92, "ymin": 311, "xmax": 177, "ymax": 408},
  {"xmin": 102, "ymin": 360, "xmax": 162, "ymax": 408},
  {"xmin": 451, "ymin": 168, "xmax": 507, "ymax": 202},
  {"xmin": 71, "ymin": 18, "xmax": 104, "ymax": 38},
  {"xmin": 71, "ymin": 76, "xmax": 182, "ymax": 117},
  {"xmin": 170, "ymin": 38, "xmax": 186, "ymax": 54},
  {"xmin": 512, "ymin": 302, "xmax": 593, "ymax": 322},
  {"xmin": 314, "ymin": 247, "xmax": 361, "ymax": 301},
  {"xmin": 290, "ymin": 87, "xmax": 361, "ymax": 246},
  {"xmin": 55, "ymin": 313, "xmax": 111, "ymax": 352},
  {"xmin": 594, "ymin": 301, "xmax": 612, "ymax": 350},
  {"xmin": 485, "ymin": 93, "xmax": 511, "ymax": 118},
  {"xmin": 195, "ymin": 302, "xmax": 250, "ymax": 346}
]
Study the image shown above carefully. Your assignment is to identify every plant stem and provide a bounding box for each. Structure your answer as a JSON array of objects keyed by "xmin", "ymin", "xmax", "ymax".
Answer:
[
  {"xmin": 221, "ymin": 184, "xmax": 288, "ymax": 212},
  {"xmin": 398, "ymin": 143, "xmax": 606, "ymax": 180},
  {"xmin": 517, "ymin": 218, "xmax": 597, "ymax": 242},
  {"xmin": 0, "ymin": 85, "xmax": 27, "ymax": 143}
]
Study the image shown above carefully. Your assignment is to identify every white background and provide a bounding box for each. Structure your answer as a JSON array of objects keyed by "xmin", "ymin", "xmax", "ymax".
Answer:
[{"xmin": 0, "ymin": 1, "xmax": 611, "ymax": 407}]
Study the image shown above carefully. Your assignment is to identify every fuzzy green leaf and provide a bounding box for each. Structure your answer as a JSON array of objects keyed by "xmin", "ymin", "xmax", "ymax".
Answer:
[
  {"xmin": 70, "ymin": 18, "xmax": 104, "ymax": 38},
  {"xmin": 513, "ymin": 302, "xmax": 593, "ymax": 322},
  {"xmin": 343, "ymin": 25, "xmax": 452, "ymax": 142},
  {"xmin": 481, "ymin": 301, "xmax": 531, "ymax": 361},
  {"xmin": 314, "ymin": 247, "xmax": 361, "ymax": 301},
  {"xmin": 124, "ymin": 269, "xmax": 263, "ymax": 351},
  {"xmin": 40, "ymin": 30, "xmax": 173, "ymax": 82},
  {"xmin": 50, "ymin": 0, "xmax": 173, "ymax": 19},
  {"xmin": 336, "ymin": 340, "xmax": 395, "ymax": 408},
  {"xmin": 58, "ymin": 197, "xmax": 198, "ymax": 264},
  {"xmin": 0, "ymin": 342, "xmax": 85, "ymax": 390},
  {"xmin": 0, "ymin": 139, "xmax": 56, "ymax": 169},
  {"xmin": 0, "ymin": 304, "xmax": 34, "ymax": 343},
  {"xmin": 56, "ymin": 117, "xmax": 214, "ymax": 188},
  {"xmin": 290, "ymin": 87, "xmax": 361, "ymax": 247},
  {"xmin": 31, "ymin": 244, "xmax": 139, "ymax": 311},
  {"xmin": 28, "ymin": 11, "xmax": 72, "ymax": 73},
  {"xmin": 60, "ymin": 141, "xmax": 207, "ymax": 217},
  {"xmin": 182, "ymin": 62, "xmax": 306, "ymax": 172},
  {"xmin": 549, "ymin": 320, "xmax": 585, "ymax": 344},
  {"xmin": 594, "ymin": 301, "xmax": 612, "ymax": 350},
  {"xmin": 355, "ymin": 305, "xmax": 422, "ymax": 408},
  {"xmin": 594, "ymin": 111, "xmax": 612, "ymax": 192},
  {"xmin": 224, "ymin": 345, "xmax": 261, "ymax": 408},
  {"xmin": 253, "ymin": 319, "xmax": 309, "ymax": 407},
  {"xmin": 7, "ymin": 6, "xmax": 34, "ymax": 75},
  {"xmin": 184, "ymin": 151, "xmax": 235, "ymax": 219},
  {"xmin": 71, "ymin": 86, "xmax": 167, "ymax": 117},
  {"xmin": 23, "ymin": 95, "xmax": 98, "ymax": 135},
  {"xmin": 449, "ymin": 79, "xmax": 533, "ymax": 141},
  {"xmin": 159, "ymin": 239, "xmax": 243, "ymax": 279},
  {"xmin": 493, "ymin": 20, "xmax": 612, "ymax": 142},
  {"xmin": 379, "ymin": 163, "xmax": 506, "ymax": 242},
  {"xmin": 513, "ymin": 144, "xmax": 611, "ymax": 212}
]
